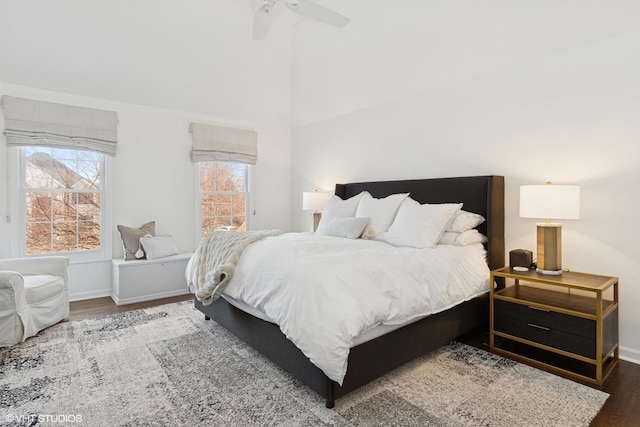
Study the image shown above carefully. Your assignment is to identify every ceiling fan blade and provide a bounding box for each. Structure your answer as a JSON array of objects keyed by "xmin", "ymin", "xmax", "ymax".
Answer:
[
  {"xmin": 285, "ymin": 0, "xmax": 349, "ymax": 27},
  {"xmin": 252, "ymin": 5, "xmax": 272, "ymax": 40}
]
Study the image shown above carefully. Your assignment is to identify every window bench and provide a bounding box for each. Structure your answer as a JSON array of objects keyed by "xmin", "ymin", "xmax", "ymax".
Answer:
[{"xmin": 111, "ymin": 253, "xmax": 193, "ymax": 305}]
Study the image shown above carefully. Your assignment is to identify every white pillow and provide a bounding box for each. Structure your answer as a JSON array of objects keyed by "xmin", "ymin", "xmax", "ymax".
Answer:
[
  {"xmin": 139, "ymin": 235, "xmax": 180, "ymax": 260},
  {"xmin": 448, "ymin": 210, "xmax": 485, "ymax": 232},
  {"xmin": 318, "ymin": 217, "xmax": 369, "ymax": 239},
  {"xmin": 438, "ymin": 230, "xmax": 488, "ymax": 246},
  {"xmin": 355, "ymin": 193, "xmax": 409, "ymax": 239},
  {"xmin": 377, "ymin": 202, "xmax": 462, "ymax": 248},
  {"xmin": 316, "ymin": 191, "xmax": 369, "ymax": 235}
]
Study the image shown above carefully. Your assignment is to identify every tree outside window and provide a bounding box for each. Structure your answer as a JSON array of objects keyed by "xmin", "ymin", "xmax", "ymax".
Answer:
[
  {"xmin": 22, "ymin": 147, "xmax": 102, "ymax": 254},
  {"xmin": 199, "ymin": 161, "xmax": 248, "ymax": 237}
]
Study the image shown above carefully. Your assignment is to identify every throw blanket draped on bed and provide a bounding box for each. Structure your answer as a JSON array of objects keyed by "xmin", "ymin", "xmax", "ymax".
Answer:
[{"xmin": 190, "ymin": 230, "xmax": 281, "ymax": 305}]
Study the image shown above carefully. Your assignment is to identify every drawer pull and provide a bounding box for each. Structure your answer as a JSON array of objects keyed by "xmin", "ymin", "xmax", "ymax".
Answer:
[
  {"xmin": 527, "ymin": 323, "xmax": 550, "ymax": 331},
  {"xmin": 527, "ymin": 306, "xmax": 550, "ymax": 312}
]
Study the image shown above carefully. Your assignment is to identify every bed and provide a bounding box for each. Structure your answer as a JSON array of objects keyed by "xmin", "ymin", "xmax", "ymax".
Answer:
[{"xmin": 193, "ymin": 175, "xmax": 504, "ymax": 408}]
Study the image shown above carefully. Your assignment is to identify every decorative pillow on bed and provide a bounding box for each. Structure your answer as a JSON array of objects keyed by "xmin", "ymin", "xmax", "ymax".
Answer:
[
  {"xmin": 117, "ymin": 221, "xmax": 156, "ymax": 260},
  {"xmin": 447, "ymin": 210, "xmax": 485, "ymax": 232},
  {"xmin": 139, "ymin": 235, "xmax": 180, "ymax": 260},
  {"xmin": 316, "ymin": 191, "xmax": 369, "ymax": 235},
  {"xmin": 438, "ymin": 229, "xmax": 488, "ymax": 246},
  {"xmin": 318, "ymin": 217, "xmax": 370, "ymax": 239},
  {"xmin": 355, "ymin": 193, "xmax": 409, "ymax": 239},
  {"xmin": 376, "ymin": 201, "xmax": 462, "ymax": 248}
]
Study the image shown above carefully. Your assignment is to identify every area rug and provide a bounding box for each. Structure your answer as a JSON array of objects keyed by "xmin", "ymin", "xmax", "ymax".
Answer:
[{"xmin": 0, "ymin": 301, "xmax": 608, "ymax": 426}]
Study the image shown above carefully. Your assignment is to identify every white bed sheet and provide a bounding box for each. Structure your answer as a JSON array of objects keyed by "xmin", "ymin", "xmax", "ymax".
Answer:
[
  {"xmin": 196, "ymin": 232, "xmax": 490, "ymax": 385},
  {"xmin": 221, "ymin": 293, "xmax": 433, "ymax": 346}
]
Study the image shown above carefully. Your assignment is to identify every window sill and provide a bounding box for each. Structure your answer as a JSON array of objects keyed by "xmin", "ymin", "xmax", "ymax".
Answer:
[{"xmin": 20, "ymin": 252, "xmax": 112, "ymax": 265}]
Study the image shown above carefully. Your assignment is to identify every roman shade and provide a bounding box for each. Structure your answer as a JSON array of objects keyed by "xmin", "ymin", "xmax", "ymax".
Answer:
[
  {"xmin": 189, "ymin": 122, "xmax": 257, "ymax": 164},
  {"xmin": 1, "ymin": 96, "xmax": 118, "ymax": 156}
]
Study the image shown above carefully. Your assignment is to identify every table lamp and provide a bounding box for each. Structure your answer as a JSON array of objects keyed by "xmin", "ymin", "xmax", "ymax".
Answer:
[
  {"xmin": 519, "ymin": 182, "xmax": 580, "ymax": 275},
  {"xmin": 303, "ymin": 190, "xmax": 331, "ymax": 231}
]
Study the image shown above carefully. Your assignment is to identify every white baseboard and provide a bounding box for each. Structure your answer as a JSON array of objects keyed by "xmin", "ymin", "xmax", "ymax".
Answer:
[
  {"xmin": 619, "ymin": 345, "xmax": 640, "ymax": 365},
  {"xmin": 69, "ymin": 289, "xmax": 112, "ymax": 302},
  {"xmin": 110, "ymin": 289, "xmax": 191, "ymax": 306}
]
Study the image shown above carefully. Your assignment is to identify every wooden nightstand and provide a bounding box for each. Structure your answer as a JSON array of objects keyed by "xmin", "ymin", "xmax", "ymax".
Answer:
[{"xmin": 489, "ymin": 267, "xmax": 619, "ymax": 385}]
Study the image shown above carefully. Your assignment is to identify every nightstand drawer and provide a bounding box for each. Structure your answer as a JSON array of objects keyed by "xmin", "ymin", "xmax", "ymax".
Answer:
[
  {"xmin": 494, "ymin": 314, "xmax": 595, "ymax": 358},
  {"xmin": 494, "ymin": 299, "xmax": 594, "ymax": 338}
]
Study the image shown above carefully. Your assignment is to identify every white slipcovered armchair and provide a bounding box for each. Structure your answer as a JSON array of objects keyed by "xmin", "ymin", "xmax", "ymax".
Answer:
[{"xmin": 0, "ymin": 256, "xmax": 69, "ymax": 347}]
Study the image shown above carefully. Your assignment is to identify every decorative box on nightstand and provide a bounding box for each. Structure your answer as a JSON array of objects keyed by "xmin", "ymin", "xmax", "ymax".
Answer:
[{"xmin": 489, "ymin": 267, "xmax": 619, "ymax": 385}]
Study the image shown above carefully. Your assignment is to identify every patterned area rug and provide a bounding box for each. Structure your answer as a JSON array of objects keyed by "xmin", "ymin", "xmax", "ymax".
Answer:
[{"xmin": 0, "ymin": 301, "xmax": 608, "ymax": 426}]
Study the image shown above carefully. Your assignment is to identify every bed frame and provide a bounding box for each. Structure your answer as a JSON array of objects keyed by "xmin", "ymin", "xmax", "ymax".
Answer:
[{"xmin": 195, "ymin": 175, "xmax": 504, "ymax": 408}]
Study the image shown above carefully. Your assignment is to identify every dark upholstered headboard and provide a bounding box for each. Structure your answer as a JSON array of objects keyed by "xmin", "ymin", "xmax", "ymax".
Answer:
[{"xmin": 335, "ymin": 175, "xmax": 505, "ymax": 270}]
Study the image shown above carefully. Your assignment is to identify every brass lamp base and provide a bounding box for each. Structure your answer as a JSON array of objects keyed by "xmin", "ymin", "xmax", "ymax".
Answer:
[{"xmin": 536, "ymin": 223, "xmax": 563, "ymax": 275}]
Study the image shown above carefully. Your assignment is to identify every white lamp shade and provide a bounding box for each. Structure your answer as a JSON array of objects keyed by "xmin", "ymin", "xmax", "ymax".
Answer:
[
  {"xmin": 520, "ymin": 184, "xmax": 580, "ymax": 220},
  {"xmin": 303, "ymin": 191, "xmax": 331, "ymax": 211}
]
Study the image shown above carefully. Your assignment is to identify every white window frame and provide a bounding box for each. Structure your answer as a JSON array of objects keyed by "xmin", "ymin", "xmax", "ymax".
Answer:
[
  {"xmin": 194, "ymin": 161, "xmax": 253, "ymax": 246},
  {"xmin": 9, "ymin": 146, "xmax": 112, "ymax": 263}
]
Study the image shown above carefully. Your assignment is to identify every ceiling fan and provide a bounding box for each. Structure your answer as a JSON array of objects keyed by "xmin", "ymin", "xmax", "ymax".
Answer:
[{"xmin": 253, "ymin": 0, "xmax": 350, "ymax": 40}]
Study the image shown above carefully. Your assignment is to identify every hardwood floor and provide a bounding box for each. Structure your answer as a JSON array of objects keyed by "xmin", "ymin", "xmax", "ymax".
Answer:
[
  {"xmin": 68, "ymin": 294, "xmax": 192, "ymax": 321},
  {"xmin": 70, "ymin": 297, "xmax": 640, "ymax": 426},
  {"xmin": 591, "ymin": 359, "xmax": 640, "ymax": 427}
]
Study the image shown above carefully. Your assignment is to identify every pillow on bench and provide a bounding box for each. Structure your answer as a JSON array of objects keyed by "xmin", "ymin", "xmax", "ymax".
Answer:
[
  {"xmin": 139, "ymin": 235, "xmax": 180, "ymax": 260},
  {"xmin": 117, "ymin": 221, "xmax": 156, "ymax": 260}
]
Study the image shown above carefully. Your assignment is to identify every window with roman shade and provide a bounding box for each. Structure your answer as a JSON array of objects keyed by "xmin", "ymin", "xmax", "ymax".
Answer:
[
  {"xmin": 1, "ymin": 96, "xmax": 118, "ymax": 156},
  {"xmin": 1, "ymin": 96, "xmax": 115, "ymax": 259},
  {"xmin": 189, "ymin": 122, "xmax": 257, "ymax": 164},
  {"xmin": 189, "ymin": 123, "xmax": 256, "ymax": 238}
]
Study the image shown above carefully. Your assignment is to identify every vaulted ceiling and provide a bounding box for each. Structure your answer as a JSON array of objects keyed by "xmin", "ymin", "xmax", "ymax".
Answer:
[{"xmin": 0, "ymin": 0, "xmax": 295, "ymax": 124}]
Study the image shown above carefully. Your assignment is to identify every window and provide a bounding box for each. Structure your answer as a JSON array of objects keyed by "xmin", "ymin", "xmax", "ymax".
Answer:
[
  {"xmin": 16, "ymin": 146, "xmax": 108, "ymax": 258},
  {"xmin": 198, "ymin": 161, "xmax": 249, "ymax": 237}
]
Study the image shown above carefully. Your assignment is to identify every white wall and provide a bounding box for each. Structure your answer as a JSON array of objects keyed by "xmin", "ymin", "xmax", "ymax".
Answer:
[
  {"xmin": 290, "ymin": 1, "xmax": 640, "ymax": 362},
  {"xmin": 0, "ymin": 82, "xmax": 292, "ymax": 300}
]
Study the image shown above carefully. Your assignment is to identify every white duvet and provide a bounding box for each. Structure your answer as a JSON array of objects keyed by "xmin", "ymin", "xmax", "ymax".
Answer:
[{"xmin": 197, "ymin": 232, "xmax": 490, "ymax": 385}]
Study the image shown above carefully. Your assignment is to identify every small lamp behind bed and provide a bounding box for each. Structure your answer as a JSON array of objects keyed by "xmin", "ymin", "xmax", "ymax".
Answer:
[{"xmin": 303, "ymin": 190, "xmax": 331, "ymax": 232}]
